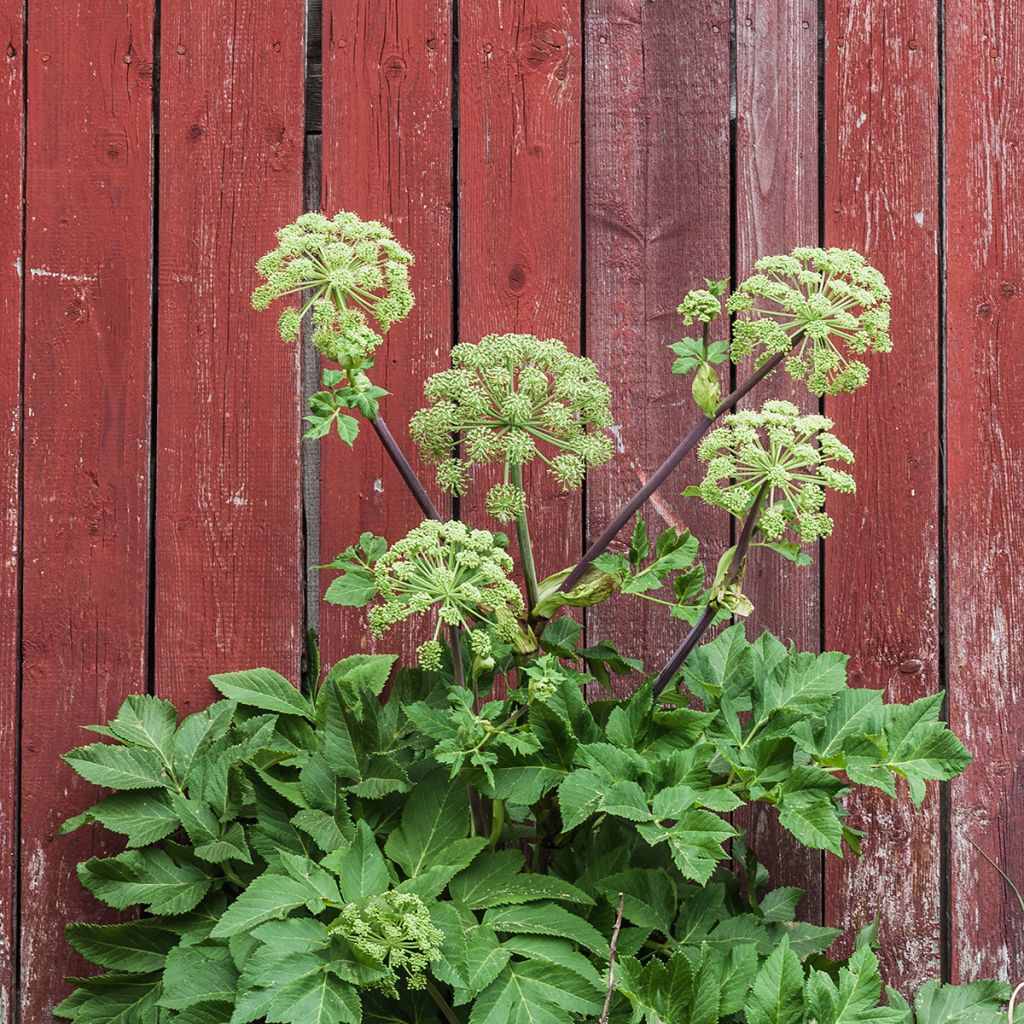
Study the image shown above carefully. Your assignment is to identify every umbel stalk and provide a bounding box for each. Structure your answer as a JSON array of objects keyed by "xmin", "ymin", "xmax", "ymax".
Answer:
[
  {"xmin": 559, "ymin": 345, "xmax": 793, "ymax": 594},
  {"xmin": 371, "ymin": 415, "xmax": 442, "ymax": 521}
]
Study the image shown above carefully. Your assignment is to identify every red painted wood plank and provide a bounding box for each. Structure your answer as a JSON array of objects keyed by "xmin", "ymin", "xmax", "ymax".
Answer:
[
  {"xmin": 946, "ymin": 0, "xmax": 1024, "ymax": 983},
  {"xmin": 0, "ymin": 3, "xmax": 21, "ymax": 1020},
  {"xmin": 823, "ymin": 2, "xmax": 942, "ymax": 989},
  {"xmin": 584, "ymin": 1, "xmax": 730, "ymax": 688},
  {"xmin": 458, "ymin": 0, "xmax": 581, "ymax": 591},
  {"xmin": 319, "ymin": 1, "xmax": 453, "ymax": 669},
  {"xmin": 19, "ymin": 3, "xmax": 154, "ymax": 1016},
  {"xmin": 156, "ymin": 1, "xmax": 305, "ymax": 707},
  {"xmin": 733, "ymin": 1, "xmax": 822, "ymax": 924}
]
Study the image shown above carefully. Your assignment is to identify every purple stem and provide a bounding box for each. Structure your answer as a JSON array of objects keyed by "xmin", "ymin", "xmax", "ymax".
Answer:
[
  {"xmin": 560, "ymin": 347, "xmax": 789, "ymax": 594},
  {"xmin": 651, "ymin": 481, "xmax": 769, "ymax": 697},
  {"xmin": 371, "ymin": 415, "xmax": 442, "ymax": 522}
]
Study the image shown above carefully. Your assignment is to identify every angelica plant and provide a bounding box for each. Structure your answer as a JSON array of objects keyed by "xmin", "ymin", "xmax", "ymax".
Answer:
[{"xmin": 56, "ymin": 214, "xmax": 1006, "ymax": 1024}]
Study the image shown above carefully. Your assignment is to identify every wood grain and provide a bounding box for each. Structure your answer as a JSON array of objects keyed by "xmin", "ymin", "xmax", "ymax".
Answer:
[
  {"xmin": 732, "ymin": 0, "xmax": 823, "ymax": 924},
  {"xmin": 155, "ymin": 0, "xmax": 305, "ymax": 707},
  {"xmin": 458, "ymin": 0, "xmax": 582, "ymax": 591},
  {"xmin": 19, "ymin": 2, "xmax": 154, "ymax": 1016},
  {"xmin": 946, "ymin": 0, "xmax": 1024, "ymax": 984},
  {"xmin": 0, "ymin": 3, "xmax": 21, "ymax": 1020},
  {"xmin": 584, "ymin": 0, "xmax": 730, "ymax": 688},
  {"xmin": 319, "ymin": 0, "xmax": 453, "ymax": 669},
  {"xmin": 823, "ymin": 0, "xmax": 942, "ymax": 989}
]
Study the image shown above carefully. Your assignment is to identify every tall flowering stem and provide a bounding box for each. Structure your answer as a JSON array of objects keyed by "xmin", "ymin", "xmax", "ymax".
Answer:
[
  {"xmin": 371, "ymin": 416, "xmax": 442, "ymax": 522},
  {"xmin": 559, "ymin": 346, "xmax": 791, "ymax": 594},
  {"xmin": 510, "ymin": 463, "xmax": 540, "ymax": 615},
  {"xmin": 652, "ymin": 481, "xmax": 769, "ymax": 697}
]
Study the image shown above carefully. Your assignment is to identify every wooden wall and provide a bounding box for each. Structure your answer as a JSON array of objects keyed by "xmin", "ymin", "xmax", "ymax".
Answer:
[{"xmin": 2, "ymin": 0, "xmax": 1022, "ymax": 1016}]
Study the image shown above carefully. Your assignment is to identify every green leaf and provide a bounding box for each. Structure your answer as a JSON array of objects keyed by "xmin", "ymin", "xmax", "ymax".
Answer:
[
  {"xmin": 209, "ymin": 668, "xmax": 313, "ymax": 719},
  {"xmin": 758, "ymin": 887, "xmax": 803, "ymax": 923},
  {"xmin": 771, "ymin": 651, "xmax": 849, "ymax": 716},
  {"xmin": 904, "ymin": 978, "xmax": 1011, "ymax": 1024},
  {"xmin": 384, "ymin": 772, "xmax": 475, "ymax": 877},
  {"xmin": 333, "ymin": 820, "xmax": 390, "ymax": 901},
  {"xmin": 54, "ymin": 972, "xmax": 163, "ymax": 1023},
  {"xmin": 451, "ymin": 850, "xmax": 594, "ymax": 909},
  {"xmin": 745, "ymin": 935, "xmax": 805, "ymax": 1024},
  {"xmin": 777, "ymin": 790, "xmax": 845, "ymax": 856},
  {"xmin": 325, "ymin": 653, "xmax": 397, "ymax": 701},
  {"xmin": 172, "ymin": 701, "xmax": 237, "ymax": 784},
  {"xmin": 636, "ymin": 809, "xmax": 736, "ymax": 884},
  {"xmin": 482, "ymin": 903, "xmax": 609, "ymax": 955},
  {"xmin": 63, "ymin": 743, "xmax": 169, "ymax": 791},
  {"xmin": 324, "ymin": 567, "xmax": 378, "ymax": 607},
  {"xmin": 61, "ymin": 790, "xmax": 179, "ymax": 847},
  {"xmin": 107, "ymin": 694, "xmax": 178, "ymax": 755},
  {"xmin": 160, "ymin": 943, "xmax": 238, "ymax": 1010},
  {"xmin": 210, "ymin": 874, "xmax": 318, "ymax": 937},
  {"xmin": 470, "ymin": 957, "xmax": 603, "ymax": 1024},
  {"xmin": 78, "ymin": 847, "xmax": 213, "ymax": 915},
  {"xmin": 596, "ymin": 868, "xmax": 677, "ymax": 935},
  {"xmin": 66, "ymin": 922, "xmax": 177, "ymax": 973}
]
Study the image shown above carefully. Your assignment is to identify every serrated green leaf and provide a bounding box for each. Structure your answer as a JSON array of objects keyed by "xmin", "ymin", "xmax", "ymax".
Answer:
[
  {"xmin": 333, "ymin": 820, "xmax": 390, "ymax": 901},
  {"xmin": 483, "ymin": 903, "xmax": 609, "ymax": 955},
  {"xmin": 906, "ymin": 978, "xmax": 1011, "ymax": 1024},
  {"xmin": 107, "ymin": 694, "xmax": 178, "ymax": 756},
  {"xmin": 160, "ymin": 943, "xmax": 238, "ymax": 1010},
  {"xmin": 385, "ymin": 770, "xmax": 473, "ymax": 877},
  {"xmin": 63, "ymin": 743, "xmax": 169, "ymax": 791},
  {"xmin": 78, "ymin": 848, "xmax": 213, "ymax": 915},
  {"xmin": 66, "ymin": 922, "xmax": 177, "ymax": 974},
  {"xmin": 210, "ymin": 874, "xmax": 318, "ymax": 937},
  {"xmin": 61, "ymin": 790, "xmax": 179, "ymax": 848},
  {"xmin": 745, "ymin": 935, "xmax": 804, "ymax": 1024},
  {"xmin": 323, "ymin": 568, "xmax": 378, "ymax": 608},
  {"xmin": 209, "ymin": 668, "xmax": 313, "ymax": 719},
  {"xmin": 777, "ymin": 790, "xmax": 845, "ymax": 856},
  {"xmin": 54, "ymin": 972, "xmax": 163, "ymax": 1023},
  {"xmin": 470, "ymin": 957, "xmax": 602, "ymax": 1024}
]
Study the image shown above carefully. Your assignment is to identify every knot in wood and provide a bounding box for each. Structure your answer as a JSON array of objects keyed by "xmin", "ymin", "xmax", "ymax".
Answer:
[
  {"xmin": 382, "ymin": 55, "xmax": 407, "ymax": 79},
  {"xmin": 898, "ymin": 658, "xmax": 924, "ymax": 675},
  {"xmin": 519, "ymin": 27, "xmax": 565, "ymax": 73}
]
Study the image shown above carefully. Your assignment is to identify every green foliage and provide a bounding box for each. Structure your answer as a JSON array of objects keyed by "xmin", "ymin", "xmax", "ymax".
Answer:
[
  {"xmin": 58, "ymin": 626, "xmax": 977, "ymax": 1023},
  {"xmin": 60, "ymin": 220, "xmax": 999, "ymax": 1024}
]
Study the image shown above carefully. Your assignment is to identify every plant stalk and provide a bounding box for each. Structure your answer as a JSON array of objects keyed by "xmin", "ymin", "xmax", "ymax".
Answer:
[
  {"xmin": 652, "ymin": 481, "xmax": 769, "ymax": 697},
  {"xmin": 598, "ymin": 892, "xmax": 626, "ymax": 1024},
  {"xmin": 370, "ymin": 415, "xmax": 442, "ymax": 521},
  {"xmin": 511, "ymin": 463, "xmax": 541, "ymax": 615},
  {"xmin": 425, "ymin": 980, "xmax": 461, "ymax": 1024},
  {"xmin": 560, "ymin": 346, "xmax": 791, "ymax": 594}
]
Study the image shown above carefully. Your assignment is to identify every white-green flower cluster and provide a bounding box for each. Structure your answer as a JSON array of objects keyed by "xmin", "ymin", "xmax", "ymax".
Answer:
[
  {"xmin": 410, "ymin": 334, "xmax": 614, "ymax": 522},
  {"xmin": 336, "ymin": 891, "xmax": 443, "ymax": 995},
  {"xmin": 727, "ymin": 247, "xmax": 891, "ymax": 396},
  {"xmin": 367, "ymin": 520, "xmax": 524, "ymax": 669},
  {"xmin": 696, "ymin": 399, "xmax": 856, "ymax": 543},
  {"xmin": 677, "ymin": 289, "xmax": 723, "ymax": 324},
  {"xmin": 251, "ymin": 210, "xmax": 414, "ymax": 373}
]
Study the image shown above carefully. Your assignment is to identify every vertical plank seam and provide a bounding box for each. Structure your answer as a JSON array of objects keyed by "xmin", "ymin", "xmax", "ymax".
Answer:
[
  {"xmin": 816, "ymin": 0, "xmax": 827, "ymax": 926},
  {"xmin": 935, "ymin": 0, "xmax": 950, "ymax": 984},
  {"xmin": 451, "ymin": 0, "xmax": 461, "ymax": 523},
  {"xmin": 13, "ymin": 0, "xmax": 27, "ymax": 1013},
  {"xmin": 579, "ymin": 0, "xmax": 587, "ymax": 647},
  {"xmin": 146, "ymin": 0, "xmax": 161, "ymax": 704}
]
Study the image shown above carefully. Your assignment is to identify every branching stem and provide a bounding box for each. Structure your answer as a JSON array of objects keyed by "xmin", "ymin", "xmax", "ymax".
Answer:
[
  {"xmin": 560, "ymin": 346, "xmax": 792, "ymax": 594},
  {"xmin": 652, "ymin": 481, "xmax": 769, "ymax": 697},
  {"xmin": 599, "ymin": 892, "xmax": 626, "ymax": 1024},
  {"xmin": 371, "ymin": 415, "xmax": 441, "ymax": 521},
  {"xmin": 425, "ymin": 980, "xmax": 461, "ymax": 1024},
  {"xmin": 511, "ymin": 463, "xmax": 541, "ymax": 615}
]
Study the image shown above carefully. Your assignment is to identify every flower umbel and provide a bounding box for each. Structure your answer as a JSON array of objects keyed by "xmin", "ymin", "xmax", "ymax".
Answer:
[
  {"xmin": 335, "ymin": 891, "xmax": 444, "ymax": 995},
  {"xmin": 695, "ymin": 399, "xmax": 856, "ymax": 543},
  {"xmin": 367, "ymin": 520, "xmax": 525, "ymax": 667},
  {"xmin": 410, "ymin": 334, "xmax": 614, "ymax": 521},
  {"xmin": 251, "ymin": 210, "xmax": 414, "ymax": 373},
  {"xmin": 727, "ymin": 247, "xmax": 891, "ymax": 396}
]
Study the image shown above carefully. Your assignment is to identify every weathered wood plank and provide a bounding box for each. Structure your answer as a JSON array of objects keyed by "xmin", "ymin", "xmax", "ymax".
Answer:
[
  {"xmin": 0, "ymin": 3, "xmax": 22, "ymax": 1020},
  {"xmin": 584, "ymin": 0, "xmax": 730, "ymax": 688},
  {"xmin": 319, "ymin": 1, "xmax": 453, "ymax": 668},
  {"xmin": 823, "ymin": 1, "xmax": 942, "ymax": 989},
  {"xmin": 155, "ymin": 0, "xmax": 305, "ymax": 706},
  {"xmin": 946, "ymin": 0, "xmax": 1024, "ymax": 984},
  {"xmin": 19, "ymin": 2, "xmax": 154, "ymax": 1016},
  {"xmin": 732, "ymin": 0, "xmax": 823, "ymax": 924},
  {"xmin": 458, "ymin": 0, "xmax": 582, "ymax": 593}
]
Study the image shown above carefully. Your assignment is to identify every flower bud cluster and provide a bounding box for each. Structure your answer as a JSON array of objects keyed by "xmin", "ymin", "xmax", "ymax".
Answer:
[
  {"xmin": 410, "ymin": 334, "xmax": 614, "ymax": 521},
  {"xmin": 727, "ymin": 247, "xmax": 891, "ymax": 396},
  {"xmin": 696, "ymin": 399, "xmax": 856, "ymax": 543},
  {"xmin": 251, "ymin": 210, "xmax": 414, "ymax": 373},
  {"xmin": 366, "ymin": 520, "xmax": 524, "ymax": 668},
  {"xmin": 337, "ymin": 891, "xmax": 444, "ymax": 995}
]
